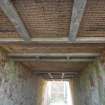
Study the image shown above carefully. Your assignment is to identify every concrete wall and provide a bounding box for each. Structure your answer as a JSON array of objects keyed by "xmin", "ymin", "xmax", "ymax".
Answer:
[
  {"xmin": 2, "ymin": 46, "xmax": 105, "ymax": 105},
  {"xmin": 0, "ymin": 49, "xmax": 38, "ymax": 105},
  {"xmin": 76, "ymin": 60, "xmax": 105, "ymax": 105},
  {"xmin": 70, "ymin": 79, "xmax": 80, "ymax": 105},
  {"xmin": 35, "ymin": 78, "xmax": 47, "ymax": 105}
]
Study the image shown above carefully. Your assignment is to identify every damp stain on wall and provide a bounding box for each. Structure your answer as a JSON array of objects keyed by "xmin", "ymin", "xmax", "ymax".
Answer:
[{"xmin": 76, "ymin": 60, "xmax": 105, "ymax": 105}]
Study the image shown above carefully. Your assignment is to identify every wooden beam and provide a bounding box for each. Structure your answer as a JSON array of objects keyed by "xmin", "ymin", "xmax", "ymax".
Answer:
[
  {"xmin": 0, "ymin": 37, "xmax": 105, "ymax": 44},
  {"xmin": 0, "ymin": 0, "xmax": 30, "ymax": 41},
  {"xmin": 69, "ymin": 0, "xmax": 87, "ymax": 41}
]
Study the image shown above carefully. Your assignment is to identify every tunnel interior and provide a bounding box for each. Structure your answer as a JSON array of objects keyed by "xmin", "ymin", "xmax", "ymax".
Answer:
[
  {"xmin": 0, "ymin": 0, "xmax": 105, "ymax": 105},
  {"xmin": 0, "ymin": 49, "xmax": 105, "ymax": 105}
]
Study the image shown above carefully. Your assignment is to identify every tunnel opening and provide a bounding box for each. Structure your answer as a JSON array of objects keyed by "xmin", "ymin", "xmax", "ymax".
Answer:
[{"xmin": 43, "ymin": 81, "xmax": 73, "ymax": 105}]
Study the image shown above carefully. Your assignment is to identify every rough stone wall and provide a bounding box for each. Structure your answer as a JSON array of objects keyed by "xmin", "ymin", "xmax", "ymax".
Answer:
[
  {"xmin": 0, "ymin": 49, "xmax": 37, "ymax": 105},
  {"xmin": 76, "ymin": 60, "xmax": 105, "ymax": 105}
]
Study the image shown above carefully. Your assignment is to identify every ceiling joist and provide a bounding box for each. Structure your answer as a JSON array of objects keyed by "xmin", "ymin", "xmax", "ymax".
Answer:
[
  {"xmin": 48, "ymin": 73, "xmax": 53, "ymax": 79},
  {"xmin": 0, "ymin": 37, "xmax": 105, "ymax": 44},
  {"xmin": 0, "ymin": 0, "xmax": 31, "ymax": 41},
  {"xmin": 8, "ymin": 53, "xmax": 100, "ymax": 57},
  {"xmin": 10, "ymin": 58, "xmax": 95, "ymax": 62},
  {"xmin": 33, "ymin": 71, "xmax": 79, "ymax": 75},
  {"xmin": 61, "ymin": 73, "xmax": 65, "ymax": 79},
  {"xmin": 8, "ymin": 53, "xmax": 99, "ymax": 62},
  {"xmin": 69, "ymin": 0, "xmax": 87, "ymax": 41},
  {"xmin": 43, "ymin": 74, "xmax": 79, "ymax": 80},
  {"xmin": 45, "ymin": 76, "xmax": 79, "ymax": 80},
  {"xmin": 30, "ymin": 71, "xmax": 79, "ymax": 79}
]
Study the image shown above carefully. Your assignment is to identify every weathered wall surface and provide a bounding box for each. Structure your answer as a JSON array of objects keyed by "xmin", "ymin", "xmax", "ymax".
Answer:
[
  {"xmin": 70, "ymin": 79, "xmax": 80, "ymax": 105},
  {"xmin": 35, "ymin": 78, "xmax": 47, "ymax": 105},
  {"xmin": 0, "ymin": 49, "xmax": 37, "ymax": 105},
  {"xmin": 76, "ymin": 60, "xmax": 105, "ymax": 105}
]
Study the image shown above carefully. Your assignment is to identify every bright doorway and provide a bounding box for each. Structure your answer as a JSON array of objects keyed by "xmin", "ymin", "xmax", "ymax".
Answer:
[{"xmin": 44, "ymin": 81, "xmax": 73, "ymax": 105}]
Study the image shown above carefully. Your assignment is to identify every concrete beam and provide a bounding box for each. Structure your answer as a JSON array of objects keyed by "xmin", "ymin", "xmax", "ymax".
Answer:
[
  {"xmin": 0, "ymin": 37, "xmax": 105, "ymax": 44},
  {"xmin": 33, "ymin": 71, "xmax": 79, "ymax": 75},
  {"xmin": 48, "ymin": 73, "xmax": 53, "ymax": 79},
  {"xmin": 8, "ymin": 53, "xmax": 100, "ymax": 57},
  {"xmin": 0, "ymin": 0, "xmax": 31, "ymax": 41},
  {"xmin": 69, "ymin": 0, "xmax": 87, "ymax": 41},
  {"xmin": 36, "ymin": 72, "xmax": 79, "ymax": 79},
  {"xmin": 45, "ymin": 76, "xmax": 79, "ymax": 80},
  {"xmin": 61, "ymin": 73, "xmax": 65, "ymax": 79},
  {"xmin": 8, "ymin": 53, "xmax": 99, "ymax": 62},
  {"xmin": 9, "ymin": 58, "xmax": 96, "ymax": 62}
]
